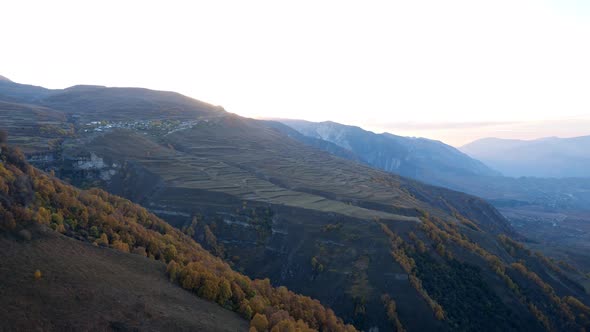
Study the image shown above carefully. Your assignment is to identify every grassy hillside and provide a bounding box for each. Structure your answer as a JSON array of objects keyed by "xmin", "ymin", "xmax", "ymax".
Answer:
[
  {"xmin": 0, "ymin": 227, "xmax": 248, "ymax": 331},
  {"xmin": 0, "ymin": 143, "xmax": 355, "ymax": 332}
]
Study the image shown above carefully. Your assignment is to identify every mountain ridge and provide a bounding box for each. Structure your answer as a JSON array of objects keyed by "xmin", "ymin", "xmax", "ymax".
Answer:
[
  {"xmin": 279, "ymin": 119, "xmax": 501, "ymax": 183},
  {"xmin": 461, "ymin": 135, "xmax": 590, "ymax": 178}
]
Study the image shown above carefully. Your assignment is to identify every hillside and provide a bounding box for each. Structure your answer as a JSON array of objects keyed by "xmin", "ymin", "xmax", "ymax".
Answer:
[
  {"xmin": 0, "ymin": 143, "xmax": 355, "ymax": 332},
  {"xmin": 2, "ymin": 79, "xmax": 590, "ymax": 331},
  {"xmin": 277, "ymin": 119, "xmax": 590, "ymax": 275},
  {"xmin": 279, "ymin": 119, "xmax": 500, "ymax": 184},
  {"xmin": 461, "ymin": 136, "xmax": 590, "ymax": 178},
  {"xmin": 0, "ymin": 227, "xmax": 248, "ymax": 331}
]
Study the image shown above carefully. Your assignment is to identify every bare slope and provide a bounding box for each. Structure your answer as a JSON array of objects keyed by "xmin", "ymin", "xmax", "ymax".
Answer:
[{"xmin": 0, "ymin": 227, "xmax": 248, "ymax": 332}]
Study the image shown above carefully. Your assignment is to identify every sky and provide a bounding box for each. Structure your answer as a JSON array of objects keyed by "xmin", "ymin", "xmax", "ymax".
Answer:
[{"xmin": 1, "ymin": 0, "xmax": 589, "ymax": 146}]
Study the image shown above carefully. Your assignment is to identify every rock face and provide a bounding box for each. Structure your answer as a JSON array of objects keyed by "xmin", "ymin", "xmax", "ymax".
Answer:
[{"xmin": 27, "ymin": 151, "xmax": 121, "ymax": 184}]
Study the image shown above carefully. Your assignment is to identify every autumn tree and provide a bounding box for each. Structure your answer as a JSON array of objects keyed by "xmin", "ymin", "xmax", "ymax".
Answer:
[
  {"xmin": 112, "ymin": 240, "xmax": 130, "ymax": 253},
  {"xmin": 96, "ymin": 233, "xmax": 109, "ymax": 247},
  {"xmin": 251, "ymin": 313, "xmax": 269, "ymax": 332},
  {"xmin": 217, "ymin": 279, "xmax": 232, "ymax": 305},
  {"xmin": 35, "ymin": 207, "xmax": 51, "ymax": 224},
  {"xmin": 164, "ymin": 244, "xmax": 177, "ymax": 262}
]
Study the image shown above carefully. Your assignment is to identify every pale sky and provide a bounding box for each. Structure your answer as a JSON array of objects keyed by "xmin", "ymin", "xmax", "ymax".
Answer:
[{"xmin": 1, "ymin": 0, "xmax": 590, "ymax": 146}]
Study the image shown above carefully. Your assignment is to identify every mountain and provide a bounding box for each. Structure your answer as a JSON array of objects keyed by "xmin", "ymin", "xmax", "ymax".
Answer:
[
  {"xmin": 0, "ymin": 75, "xmax": 11, "ymax": 82},
  {"xmin": 279, "ymin": 119, "xmax": 501, "ymax": 187},
  {"xmin": 2, "ymin": 78, "xmax": 590, "ymax": 331},
  {"xmin": 0, "ymin": 143, "xmax": 354, "ymax": 332},
  {"xmin": 278, "ymin": 119, "xmax": 590, "ymax": 273},
  {"xmin": 461, "ymin": 136, "xmax": 590, "ymax": 178},
  {"xmin": 0, "ymin": 78, "xmax": 52, "ymax": 103}
]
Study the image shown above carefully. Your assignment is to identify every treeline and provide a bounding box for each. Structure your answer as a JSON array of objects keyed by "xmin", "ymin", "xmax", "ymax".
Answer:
[
  {"xmin": 377, "ymin": 209, "xmax": 590, "ymax": 332},
  {"xmin": 498, "ymin": 235, "xmax": 590, "ymax": 330},
  {"xmin": 0, "ymin": 141, "xmax": 355, "ymax": 332},
  {"xmin": 381, "ymin": 294, "xmax": 405, "ymax": 332},
  {"xmin": 380, "ymin": 223, "xmax": 445, "ymax": 321}
]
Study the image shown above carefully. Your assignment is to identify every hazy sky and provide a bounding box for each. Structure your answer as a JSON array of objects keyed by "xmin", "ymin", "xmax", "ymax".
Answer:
[{"xmin": 1, "ymin": 0, "xmax": 589, "ymax": 146}]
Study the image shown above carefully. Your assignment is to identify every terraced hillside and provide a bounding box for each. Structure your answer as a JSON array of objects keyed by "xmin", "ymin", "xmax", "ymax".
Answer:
[
  {"xmin": 0, "ymin": 79, "xmax": 225, "ymax": 154},
  {"xmin": 2, "ymin": 79, "xmax": 590, "ymax": 331},
  {"xmin": 279, "ymin": 118, "xmax": 590, "ymax": 278},
  {"xmin": 0, "ymin": 143, "xmax": 355, "ymax": 332},
  {"xmin": 40, "ymin": 121, "xmax": 590, "ymax": 331}
]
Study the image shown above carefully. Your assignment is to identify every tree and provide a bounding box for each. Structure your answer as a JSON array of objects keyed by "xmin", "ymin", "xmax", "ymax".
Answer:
[
  {"xmin": 34, "ymin": 269, "xmax": 42, "ymax": 280},
  {"xmin": 89, "ymin": 226, "xmax": 100, "ymax": 238},
  {"xmin": 51, "ymin": 212, "xmax": 64, "ymax": 225},
  {"xmin": 112, "ymin": 240, "xmax": 130, "ymax": 253},
  {"xmin": 199, "ymin": 275, "xmax": 220, "ymax": 301},
  {"xmin": 249, "ymin": 295, "xmax": 267, "ymax": 313},
  {"xmin": 239, "ymin": 300, "xmax": 254, "ymax": 319},
  {"xmin": 35, "ymin": 207, "xmax": 51, "ymax": 224},
  {"xmin": 96, "ymin": 233, "xmax": 109, "ymax": 247},
  {"xmin": 231, "ymin": 281, "xmax": 246, "ymax": 303},
  {"xmin": 251, "ymin": 313, "xmax": 269, "ymax": 332},
  {"xmin": 217, "ymin": 279, "xmax": 232, "ymax": 305},
  {"xmin": 164, "ymin": 244, "xmax": 177, "ymax": 262}
]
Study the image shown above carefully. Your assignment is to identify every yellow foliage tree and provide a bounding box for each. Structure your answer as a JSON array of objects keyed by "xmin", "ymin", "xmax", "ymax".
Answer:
[{"xmin": 251, "ymin": 313, "xmax": 269, "ymax": 332}]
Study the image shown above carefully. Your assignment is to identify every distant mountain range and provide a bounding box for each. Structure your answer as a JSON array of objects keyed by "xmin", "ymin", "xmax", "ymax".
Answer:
[
  {"xmin": 277, "ymin": 119, "xmax": 500, "ymax": 187},
  {"xmin": 277, "ymin": 119, "xmax": 590, "ymax": 210},
  {"xmin": 461, "ymin": 136, "xmax": 590, "ymax": 178}
]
